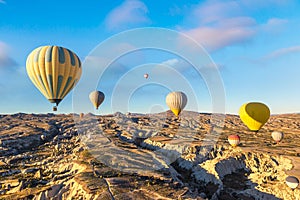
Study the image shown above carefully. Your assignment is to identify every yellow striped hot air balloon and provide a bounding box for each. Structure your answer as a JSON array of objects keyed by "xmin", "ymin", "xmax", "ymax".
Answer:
[
  {"xmin": 26, "ymin": 46, "xmax": 82, "ymax": 111},
  {"xmin": 239, "ymin": 102, "xmax": 270, "ymax": 132},
  {"xmin": 166, "ymin": 91, "xmax": 187, "ymax": 117}
]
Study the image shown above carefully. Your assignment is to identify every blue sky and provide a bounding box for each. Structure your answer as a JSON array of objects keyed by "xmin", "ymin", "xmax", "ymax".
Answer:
[{"xmin": 1, "ymin": 0, "xmax": 300, "ymax": 114}]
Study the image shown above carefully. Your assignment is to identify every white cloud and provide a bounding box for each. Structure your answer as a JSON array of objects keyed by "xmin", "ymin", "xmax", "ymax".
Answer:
[
  {"xmin": 105, "ymin": 0, "xmax": 150, "ymax": 31},
  {"xmin": 161, "ymin": 58, "xmax": 179, "ymax": 66},
  {"xmin": 261, "ymin": 18, "xmax": 288, "ymax": 33},
  {"xmin": 0, "ymin": 42, "xmax": 17, "ymax": 69},
  {"xmin": 179, "ymin": 0, "xmax": 291, "ymax": 52},
  {"xmin": 150, "ymin": 59, "xmax": 186, "ymax": 80},
  {"xmin": 84, "ymin": 42, "xmax": 145, "ymax": 69},
  {"xmin": 180, "ymin": 1, "xmax": 257, "ymax": 52},
  {"xmin": 217, "ymin": 17, "xmax": 256, "ymax": 28},
  {"xmin": 239, "ymin": 0, "xmax": 290, "ymax": 8},
  {"xmin": 85, "ymin": 55, "xmax": 129, "ymax": 72},
  {"xmin": 158, "ymin": 58, "xmax": 192, "ymax": 73},
  {"xmin": 184, "ymin": 23, "xmax": 256, "ymax": 52},
  {"xmin": 191, "ymin": 0, "xmax": 241, "ymax": 25},
  {"xmin": 153, "ymin": 58, "xmax": 223, "ymax": 76},
  {"xmin": 266, "ymin": 18, "xmax": 288, "ymax": 26},
  {"xmin": 262, "ymin": 46, "xmax": 300, "ymax": 60}
]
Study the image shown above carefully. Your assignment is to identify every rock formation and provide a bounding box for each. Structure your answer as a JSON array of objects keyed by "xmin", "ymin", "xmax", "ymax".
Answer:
[{"xmin": 0, "ymin": 112, "xmax": 300, "ymax": 199}]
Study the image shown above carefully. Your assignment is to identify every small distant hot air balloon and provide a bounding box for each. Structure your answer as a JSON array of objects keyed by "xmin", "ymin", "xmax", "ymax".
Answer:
[
  {"xmin": 228, "ymin": 134, "xmax": 240, "ymax": 147},
  {"xmin": 286, "ymin": 176, "xmax": 299, "ymax": 190},
  {"xmin": 239, "ymin": 102, "xmax": 270, "ymax": 132},
  {"xmin": 26, "ymin": 45, "xmax": 82, "ymax": 111},
  {"xmin": 79, "ymin": 113, "xmax": 84, "ymax": 119},
  {"xmin": 89, "ymin": 91, "xmax": 105, "ymax": 110},
  {"xmin": 41, "ymin": 134, "xmax": 46, "ymax": 141},
  {"xmin": 166, "ymin": 91, "xmax": 187, "ymax": 117},
  {"xmin": 144, "ymin": 73, "xmax": 149, "ymax": 79},
  {"xmin": 271, "ymin": 131, "xmax": 284, "ymax": 144}
]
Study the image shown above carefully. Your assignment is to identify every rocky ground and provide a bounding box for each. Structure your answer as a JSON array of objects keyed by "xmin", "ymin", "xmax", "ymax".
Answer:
[{"xmin": 0, "ymin": 111, "xmax": 300, "ymax": 199}]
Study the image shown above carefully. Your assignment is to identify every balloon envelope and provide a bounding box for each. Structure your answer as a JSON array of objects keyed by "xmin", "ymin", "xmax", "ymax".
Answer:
[
  {"xmin": 239, "ymin": 102, "xmax": 270, "ymax": 131},
  {"xmin": 79, "ymin": 113, "xmax": 84, "ymax": 119},
  {"xmin": 26, "ymin": 46, "xmax": 82, "ymax": 109},
  {"xmin": 166, "ymin": 91, "xmax": 187, "ymax": 117},
  {"xmin": 89, "ymin": 91, "xmax": 105, "ymax": 109},
  {"xmin": 228, "ymin": 135, "xmax": 240, "ymax": 147},
  {"xmin": 271, "ymin": 131, "xmax": 284, "ymax": 143},
  {"xmin": 286, "ymin": 176, "xmax": 299, "ymax": 189}
]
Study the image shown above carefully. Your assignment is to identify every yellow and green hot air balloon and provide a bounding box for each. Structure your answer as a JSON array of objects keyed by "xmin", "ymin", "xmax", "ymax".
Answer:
[
  {"xmin": 239, "ymin": 102, "xmax": 270, "ymax": 132},
  {"xmin": 26, "ymin": 46, "xmax": 82, "ymax": 111}
]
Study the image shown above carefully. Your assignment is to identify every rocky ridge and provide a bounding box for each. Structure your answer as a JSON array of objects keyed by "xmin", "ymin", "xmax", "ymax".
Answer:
[{"xmin": 0, "ymin": 112, "xmax": 300, "ymax": 199}]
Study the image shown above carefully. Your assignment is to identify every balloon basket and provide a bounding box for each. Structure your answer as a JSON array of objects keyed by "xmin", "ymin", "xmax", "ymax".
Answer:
[{"xmin": 53, "ymin": 106, "xmax": 57, "ymax": 111}]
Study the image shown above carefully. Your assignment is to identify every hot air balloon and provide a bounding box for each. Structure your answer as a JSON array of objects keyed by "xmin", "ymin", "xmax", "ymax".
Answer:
[
  {"xmin": 271, "ymin": 131, "xmax": 284, "ymax": 144},
  {"xmin": 79, "ymin": 113, "xmax": 84, "ymax": 119},
  {"xmin": 239, "ymin": 102, "xmax": 270, "ymax": 132},
  {"xmin": 166, "ymin": 91, "xmax": 187, "ymax": 117},
  {"xmin": 144, "ymin": 73, "xmax": 149, "ymax": 79},
  {"xmin": 89, "ymin": 91, "xmax": 105, "ymax": 110},
  {"xmin": 26, "ymin": 46, "xmax": 82, "ymax": 111},
  {"xmin": 286, "ymin": 176, "xmax": 299, "ymax": 190},
  {"xmin": 228, "ymin": 134, "xmax": 240, "ymax": 147}
]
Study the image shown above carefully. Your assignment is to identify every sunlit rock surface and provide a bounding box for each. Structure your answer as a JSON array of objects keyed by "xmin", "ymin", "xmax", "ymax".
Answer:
[{"xmin": 0, "ymin": 112, "xmax": 300, "ymax": 199}]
